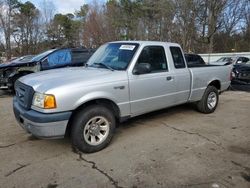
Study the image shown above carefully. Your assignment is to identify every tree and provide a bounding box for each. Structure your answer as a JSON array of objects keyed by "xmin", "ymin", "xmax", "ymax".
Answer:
[
  {"xmin": 40, "ymin": 0, "xmax": 55, "ymax": 26},
  {"xmin": 1, "ymin": 0, "xmax": 250, "ymax": 58},
  {"xmin": 171, "ymin": 0, "xmax": 197, "ymax": 52},
  {"xmin": 0, "ymin": 0, "xmax": 20, "ymax": 59},
  {"xmin": 83, "ymin": 4, "xmax": 108, "ymax": 47},
  {"xmin": 75, "ymin": 4, "xmax": 89, "ymax": 46},
  {"xmin": 47, "ymin": 13, "xmax": 82, "ymax": 47},
  {"xmin": 12, "ymin": 1, "xmax": 41, "ymax": 55}
]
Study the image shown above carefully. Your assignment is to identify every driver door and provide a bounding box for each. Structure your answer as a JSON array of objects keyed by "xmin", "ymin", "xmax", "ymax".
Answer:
[{"xmin": 128, "ymin": 46, "xmax": 177, "ymax": 115}]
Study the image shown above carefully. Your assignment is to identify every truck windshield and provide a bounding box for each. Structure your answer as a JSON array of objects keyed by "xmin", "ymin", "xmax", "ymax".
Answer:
[{"xmin": 87, "ymin": 43, "xmax": 139, "ymax": 70}]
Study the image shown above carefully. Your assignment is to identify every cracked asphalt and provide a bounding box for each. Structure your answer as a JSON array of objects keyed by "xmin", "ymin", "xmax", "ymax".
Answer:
[{"xmin": 0, "ymin": 90, "xmax": 250, "ymax": 188}]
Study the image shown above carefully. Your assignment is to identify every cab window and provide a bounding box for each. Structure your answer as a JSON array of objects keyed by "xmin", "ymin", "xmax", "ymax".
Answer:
[{"xmin": 136, "ymin": 46, "xmax": 168, "ymax": 73}]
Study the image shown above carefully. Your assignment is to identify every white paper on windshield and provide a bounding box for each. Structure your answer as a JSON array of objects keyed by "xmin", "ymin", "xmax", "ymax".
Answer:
[{"xmin": 119, "ymin": 45, "xmax": 136, "ymax": 50}]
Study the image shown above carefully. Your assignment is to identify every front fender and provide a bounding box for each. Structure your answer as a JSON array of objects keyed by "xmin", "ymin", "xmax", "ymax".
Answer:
[
  {"xmin": 72, "ymin": 88, "xmax": 131, "ymax": 117},
  {"xmin": 73, "ymin": 91, "xmax": 119, "ymax": 109}
]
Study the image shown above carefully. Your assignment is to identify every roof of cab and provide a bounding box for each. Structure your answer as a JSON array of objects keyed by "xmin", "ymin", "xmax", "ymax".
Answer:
[{"xmin": 109, "ymin": 40, "xmax": 181, "ymax": 47}]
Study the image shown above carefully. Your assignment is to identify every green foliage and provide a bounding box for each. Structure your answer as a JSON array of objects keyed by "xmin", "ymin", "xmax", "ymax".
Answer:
[
  {"xmin": 1, "ymin": 0, "xmax": 249, "ymax": 57},
  {"xmin": 19, "ymin": 1, "xmax": 36, "ymax": 16},
  {"xmin": 47, "ymin": 13, "xmax": 82, "ymax": 47},
  {"xmin": 7, "ymin": 0, "xmax": 20, "ymax": 9},
  {"xmin": 76, "ymin": 4, "xmax": 89, "ymax": 19}
]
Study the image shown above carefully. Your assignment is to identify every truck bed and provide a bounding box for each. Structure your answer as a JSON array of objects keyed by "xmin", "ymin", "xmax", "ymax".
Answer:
[
  {"xmin": 188, "ymin": 65, "xmax": 231, "ymax": 101},
  {"xmin": 187, "ymin": 64, "xmax": 222, "ymax": 68}
]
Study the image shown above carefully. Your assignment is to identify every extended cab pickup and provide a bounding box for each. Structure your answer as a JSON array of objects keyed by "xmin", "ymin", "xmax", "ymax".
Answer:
[{"xmin": 13, "ymin": 41, "xmax": 231, "ymax": 153}]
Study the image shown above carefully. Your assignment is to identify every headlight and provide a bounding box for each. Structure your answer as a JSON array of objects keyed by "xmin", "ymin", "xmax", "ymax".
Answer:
[{"xmin": 32, "ymin": 92, "xmax": 57, "ymax": 109}]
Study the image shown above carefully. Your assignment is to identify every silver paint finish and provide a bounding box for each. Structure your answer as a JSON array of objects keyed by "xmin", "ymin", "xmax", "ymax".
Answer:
[
  {"xmin": 18, "ymin": 115, "xmax": 68, "ymax": 138},
  {"xmin": 19, "ymin": 41, "xmax": 231, "ymax": 121}
]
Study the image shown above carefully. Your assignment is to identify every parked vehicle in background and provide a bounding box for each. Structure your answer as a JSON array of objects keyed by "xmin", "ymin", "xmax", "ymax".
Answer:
[
  {"xmin": 232, "ymin": 60, "xmax": 250, "ymax": 84},
  {"xmin": 3, "ymin": 55, "xmax": 35, "ymax": 64},
  {"xmin": 0, "ymin": 48, "xmax": 95, "ymax": 91},
  {"xmin": 184, "ymin": 53, "xmax": 206, "ymax": 67},
  {"xmin": 13, "ymin": 41, "xmax": 231, "ymax": 153},
  {"xmin": 12, "ymin": 55, "xmax": 35, "ymax": 62},
  {"xmin": 209, "ymin": 56, "xmax": 249, "ymax": 66}
]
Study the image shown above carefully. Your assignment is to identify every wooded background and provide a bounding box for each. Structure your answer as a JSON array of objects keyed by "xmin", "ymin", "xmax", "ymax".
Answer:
[{"xmin": 0, "ymin": 0, "xmax": 249, "ymax": 60}]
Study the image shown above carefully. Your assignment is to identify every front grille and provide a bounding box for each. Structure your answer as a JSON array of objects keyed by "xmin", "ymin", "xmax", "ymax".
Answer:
[{"xmin": 15, "ymin": 80, "xmax": 34, "ymax": 110}]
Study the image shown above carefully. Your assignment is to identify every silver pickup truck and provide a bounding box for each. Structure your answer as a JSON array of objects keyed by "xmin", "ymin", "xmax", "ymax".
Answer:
[{"xmin": 13, "ymin": 41, "xmax": 231, "ymax": 153}]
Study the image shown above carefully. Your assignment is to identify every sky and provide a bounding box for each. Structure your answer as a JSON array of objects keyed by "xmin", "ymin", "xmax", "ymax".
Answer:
[{"xmin": 20, "ymin": 0, "xmax": 103, "ymax": 14}]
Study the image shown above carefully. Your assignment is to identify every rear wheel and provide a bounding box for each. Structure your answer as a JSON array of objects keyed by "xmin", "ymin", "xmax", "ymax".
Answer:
[
  {"xmin": 196, "ymin": 86, "xmax": 219, "ymax": 114},
  {"xmin": 71, "ymin": 105, "xmax": 116, "ymax": 153}
]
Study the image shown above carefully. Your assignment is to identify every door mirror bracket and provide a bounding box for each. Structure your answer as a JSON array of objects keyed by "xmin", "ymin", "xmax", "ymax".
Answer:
[{"xmin": 133, "ymin": 63, "xmax": 151, "ymax": 75}]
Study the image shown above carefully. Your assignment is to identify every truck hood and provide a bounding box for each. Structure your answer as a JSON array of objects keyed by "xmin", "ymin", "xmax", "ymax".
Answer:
[
  {"xmin": 19, "ymin": 67, "xmax": 127, "ymax": 93},
  {"xmin": 0, "ymin": 60, "xmax": 35, "ymax": 69}
]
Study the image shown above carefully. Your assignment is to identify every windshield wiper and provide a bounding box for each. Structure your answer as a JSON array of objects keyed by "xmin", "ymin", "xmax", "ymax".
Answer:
[{"xmin": 92, "ymin": 62, "xmax": 114, "ymax": 71}]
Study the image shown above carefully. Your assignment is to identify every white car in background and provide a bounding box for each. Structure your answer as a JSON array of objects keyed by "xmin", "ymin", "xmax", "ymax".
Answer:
[{"xmin": 209, "ymin": 56, "xmax": 249, "ymax": 66}]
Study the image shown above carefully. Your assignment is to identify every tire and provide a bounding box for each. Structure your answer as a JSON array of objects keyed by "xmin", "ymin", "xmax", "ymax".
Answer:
[
  {"xmin": 196, "ymin": 86, "xmax": 219, "ymax": 114},
  {"xmin": 71, "ymin": 105, "xmax": 116, "ymax": 153}
]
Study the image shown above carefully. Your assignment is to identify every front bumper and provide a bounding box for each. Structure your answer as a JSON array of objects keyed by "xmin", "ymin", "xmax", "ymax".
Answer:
[
  {"xmin": 232, "ymin": 71, "xmax": 250, "ymax": 84},
  {"xmin": 13, "ymin": 97, "xmax": 72, "ymax": 138}
]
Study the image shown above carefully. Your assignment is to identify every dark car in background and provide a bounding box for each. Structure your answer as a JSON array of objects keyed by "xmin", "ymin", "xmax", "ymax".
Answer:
[
  {"xmin": 2, "ymin": 55, "xmax": 35, "ymax": 65},
  {"xmin": 209, "ymin": 56, "xmax": 249, "ymax": 66},
  {"xmin": 184, "ymin": 53, "xmax": 206, "ymax": 67},
  {"xmin": 232, "ymin": 61, "xmax": 250, "ymax": 85},
  {"xmin": 0, "ymin": 48, "xmax": 95, "ymax": 91}
]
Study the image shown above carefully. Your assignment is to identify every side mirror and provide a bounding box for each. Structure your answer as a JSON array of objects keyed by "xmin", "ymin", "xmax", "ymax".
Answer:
[{"xmin": 133, "ymin": 63, "xmax": 151, "ymax": 75}]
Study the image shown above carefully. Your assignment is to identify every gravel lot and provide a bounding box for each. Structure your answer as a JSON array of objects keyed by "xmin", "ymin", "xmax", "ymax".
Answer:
[{"xmin": 0, "ymin": 90, "xmax": 250, "ymax": 188}]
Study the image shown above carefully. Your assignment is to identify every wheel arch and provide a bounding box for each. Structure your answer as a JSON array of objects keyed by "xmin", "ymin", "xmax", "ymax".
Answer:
[
  {"xmin": 207, "ymin": 79, "xmax": 221, "ymax": 90},
  {"xmin": 66, "ymin": 98, "xmax": 121, "ymax": 136}
]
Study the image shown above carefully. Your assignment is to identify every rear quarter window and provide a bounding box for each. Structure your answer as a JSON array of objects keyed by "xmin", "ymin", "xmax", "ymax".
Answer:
[{"xmin": 170, "ymin": 47, "xmax": 186, "ymax": 68}]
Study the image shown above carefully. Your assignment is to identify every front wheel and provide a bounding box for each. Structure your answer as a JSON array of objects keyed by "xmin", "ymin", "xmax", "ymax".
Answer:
[
  {"xmin": 196, "ymin": 86, "xmax": 219, "ymax": 114},
  {"xmin": 71, "ymin": 105, "xmax": 116, "ymax": 153}
]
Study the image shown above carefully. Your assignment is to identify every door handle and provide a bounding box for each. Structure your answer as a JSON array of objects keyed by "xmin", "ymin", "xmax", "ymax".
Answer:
[
  {"xmin": 166, "ymin": 76, "xmax": 173, "ymax": 81},
  {"xmin": 114, "ymin": 86, "xmax": 125, "ymax": 90}
]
